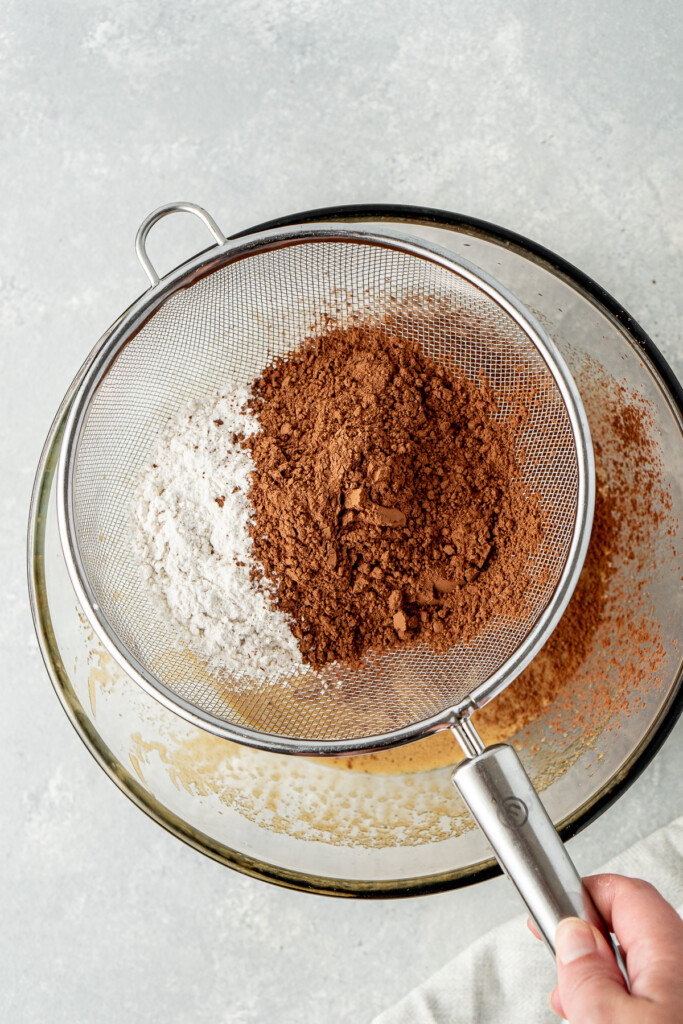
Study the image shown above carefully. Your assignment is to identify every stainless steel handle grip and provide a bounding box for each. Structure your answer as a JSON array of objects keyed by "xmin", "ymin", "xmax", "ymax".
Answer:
[
  {"xmin": 452, "ymin": 743, "xmax": 612, "ymax": 954},
  {"xmin": 135, "ymin": 202, "xmax": 227, "ymax": 287}
]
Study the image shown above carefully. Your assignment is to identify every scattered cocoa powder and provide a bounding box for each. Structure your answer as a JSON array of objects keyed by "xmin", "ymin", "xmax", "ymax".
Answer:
[
  {"xmin": 480, "ymin": 362, "xmax": 675, "ymax": 756},
  {"xmin": 246, "ymin": 324, "xmax": 543, "ymax": 669}
]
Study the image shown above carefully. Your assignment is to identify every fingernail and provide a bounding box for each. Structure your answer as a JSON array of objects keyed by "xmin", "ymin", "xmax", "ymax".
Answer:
[{"xmin": 555, "ymin": 918, "xmax": 597, "ymax": 965}]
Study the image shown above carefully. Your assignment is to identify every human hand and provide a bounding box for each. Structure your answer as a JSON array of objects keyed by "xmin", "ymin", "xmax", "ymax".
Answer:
[{"xmin": 528, "ymin": 873, "xmax": 683, "ymax": 1022}]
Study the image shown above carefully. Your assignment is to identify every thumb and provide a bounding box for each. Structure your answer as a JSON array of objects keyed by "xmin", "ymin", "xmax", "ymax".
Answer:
[{"xmin": 555, "ymin": 917, "xmax": 631, "ymax": 1023}]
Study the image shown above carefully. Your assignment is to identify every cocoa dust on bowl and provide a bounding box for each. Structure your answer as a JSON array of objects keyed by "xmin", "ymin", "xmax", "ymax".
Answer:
[{"xmin": 133, "ymin": 321, "xmax": 545, "ymax": 687}]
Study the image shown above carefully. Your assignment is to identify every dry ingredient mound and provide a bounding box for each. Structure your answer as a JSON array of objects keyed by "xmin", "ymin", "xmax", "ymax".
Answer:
[
  {"xmin": 132, "ymin": 388, "xmax": 305, "ymax": 682},
  {"xmin": 247, "ymin": 324, "xmax": 543, "ymax": 669}
]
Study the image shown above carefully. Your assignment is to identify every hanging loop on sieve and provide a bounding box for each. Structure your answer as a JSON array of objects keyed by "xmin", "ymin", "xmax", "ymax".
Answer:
[{"xmin": 135, "ymin": 202, "xmax": 227, "ymax": 287}]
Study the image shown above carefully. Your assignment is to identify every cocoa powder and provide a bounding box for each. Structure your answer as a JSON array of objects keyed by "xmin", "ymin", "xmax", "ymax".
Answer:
[
  {"xmin": 246, "ymin": 324, "xmax": 543, "ymax": 669},
  {"xmin": 482, "ymin": 364, "xmax": 674, "ymax": 757}
]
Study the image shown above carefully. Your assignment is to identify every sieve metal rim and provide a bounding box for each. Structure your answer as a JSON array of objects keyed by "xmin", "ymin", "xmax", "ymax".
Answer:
[{"xmin": 57, "ymin": 221, "xmax": 595, "ymax": 756}]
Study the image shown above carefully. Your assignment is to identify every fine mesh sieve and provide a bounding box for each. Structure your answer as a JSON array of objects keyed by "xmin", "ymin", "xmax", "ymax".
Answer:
[
  {"xmin": 59, "ymin": 208, "xmax": 590, "ymax": 748},
  {"xmin": 58, "ymin": 203, "xmax": 613, "ymax": 961}
]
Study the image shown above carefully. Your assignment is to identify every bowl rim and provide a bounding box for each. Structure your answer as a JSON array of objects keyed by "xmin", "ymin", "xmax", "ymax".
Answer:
[{"xmin": 27, "ymin": 203, "xmax": 683, "ymax": 898}]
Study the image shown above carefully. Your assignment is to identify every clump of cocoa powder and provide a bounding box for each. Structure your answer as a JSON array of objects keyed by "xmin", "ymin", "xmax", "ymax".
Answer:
[{"xmin": 246, "ymin": 324, "xmax": 543, "ymax": 669}]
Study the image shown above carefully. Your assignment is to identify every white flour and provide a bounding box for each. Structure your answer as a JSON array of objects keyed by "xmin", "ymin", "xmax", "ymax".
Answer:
[{"xmin": 132, "ymin": 387, "xmax": 305, "ymax": 683}]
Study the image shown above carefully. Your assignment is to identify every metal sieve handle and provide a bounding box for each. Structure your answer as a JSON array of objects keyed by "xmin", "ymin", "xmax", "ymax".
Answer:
[
  {"xmin": 451, "ymin": 728, "xmax": 626, "ymax": 974},
  {"xmin": 135, "ymin": 202, "xmax": 227, "ymax": 287}
]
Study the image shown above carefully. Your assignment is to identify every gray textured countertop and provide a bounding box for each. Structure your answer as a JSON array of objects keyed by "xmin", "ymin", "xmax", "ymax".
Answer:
[{"xmin": 2, "ymin": 2, "xmax": 683, "ymax": 1021}]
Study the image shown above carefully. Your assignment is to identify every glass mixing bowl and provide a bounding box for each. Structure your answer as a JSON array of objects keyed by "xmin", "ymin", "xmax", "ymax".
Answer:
[{"xmin": 28, "ymin": 206, "xmax": 683, "ymax": 896}]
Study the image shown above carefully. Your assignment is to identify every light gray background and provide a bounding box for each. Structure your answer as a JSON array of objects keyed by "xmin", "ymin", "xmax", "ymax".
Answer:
[{"xmin": 2, "ymin": 2, "xmax": 683, "ymax": 1022}]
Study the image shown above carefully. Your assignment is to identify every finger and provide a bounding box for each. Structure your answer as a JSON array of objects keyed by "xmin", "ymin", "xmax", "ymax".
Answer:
[
  {"xmin": 526, "ymin": 917, "xmax": 541, "ymax": 940},
  {"xmin": 583, "ymin": 875, "xmax": 683, "ymax": 1000},
  {"xmin": 555, "ymin": 917, "xmax": 634, "ymax": 1024}
]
